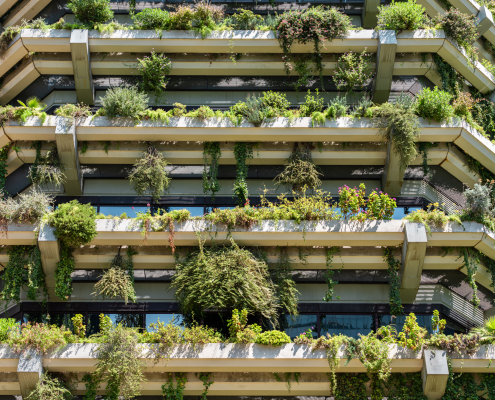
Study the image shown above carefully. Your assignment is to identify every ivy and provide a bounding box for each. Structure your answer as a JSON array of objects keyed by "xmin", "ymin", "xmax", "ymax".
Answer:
[
  {"xmin": 335, "ymin": 373, "xmax": 369, "ymax": 400},
  {"xmin": 459, "ymin": 247, "xmax": 480, "ymax": 307},
  {"xmin": 273, "ymin": 372, "xmax": 300, "ymax": 393},
  {"xmin": 26, "ymin": 246, "xmax": 48, "ymax": 304},
  {"xmin": 433, "ymin": 53, "xmax": 463, "ymax": 95},
  {"xmin": 418, "ymin": 142, "xmax": 438, "ymax": 176},
  {"xmin": 162, "ymin": 372, "xmax": 187, "ymax": 400},
  {"xmin": 272, "ymin": 246, "xmax": 299, "ymax": 317},
  {"xmin": 323, "ymin": 246, "xmax": 343, "ymax": 302},
  {"xmin": 203, "ymin": 142, "xmax": 221, "ymax": 202},
  {"xmin": 82, "ymin": 373, "xmax": 99, "ymax": 400},
  {"xmin": 195, "ymin": 372, "xmax": 213, "ymax": 400},
  {"xmin": 54, "ymin": 242, "xmax": 75, "ymax": 300},
  {"xmin": 383, "ymin": 246, "xmax": 403, "ymax": 315},
  {"xmin": 28, "ymin": 141, "xmax": 66, "ymax": 187},
  {"xmin": 233, "ymin": 142, "xmax": 253, "ymax": 205},
  {"xmin": 0, "ymin": 145, "xmax": 8, "ymax": 194}
]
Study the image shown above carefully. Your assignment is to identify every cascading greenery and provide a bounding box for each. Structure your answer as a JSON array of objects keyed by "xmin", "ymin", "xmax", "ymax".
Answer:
[
  {"xmin": 128, "ymin": 145, "xmax": 171, "ymax": 201},
  {"xmin": 233, "ymin": 142, "xmax": 253, "ymax": 205},
  {"xmin": 196, "ymin": 372, "xmax": 214, "ymax": 400},
  {"xmin": 25, "ymin": 373, "xmax": 73, "ymax": 400},
  {"xmin": 162, "ymin": 372, "xmax": 187, "ymax": 400},
  {"xmin": 28, "ymin": 141, "xmax": 66, "ymax": 187},
  {"xmin": 47, "ymin": 200, "xmax": 98, "ymax": 300},
  {"xmin": 418, "ymin": 142, "xmax": 438, "ymax": 176},
  {"xmin": 0, "ymin": 145, "xmax": 8, "ymax": 194},
  {"xmin": 92, "ymin": 247, "xmax": 137, "ymax": 304},
  {"xmin": 323, "ymin": 246, "xmax": 343, "ymax": 302},
  {"xmin": 203, "ymin": 142, "xmax": 221, "ymax": 201},
  {"xmin": 1, "ymin": 245, "xmax": 48, "ymax": 306},
  {"xmin": 274, "ymin": 143, "xmax": 322, "ymax": 193},
  {"xmin": 271, "ymin": 247, "xmax": 299, "ymax": 317},
  {"xmin": 382, "ymin": 246, "xmax": 403, "ymax": 316},
  {"xmin": 458, "ymin": 247, "xmax": 480, "ymax": 307}
]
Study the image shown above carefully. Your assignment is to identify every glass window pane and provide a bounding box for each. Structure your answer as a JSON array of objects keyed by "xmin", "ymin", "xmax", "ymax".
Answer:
[
  {"xmin": 284, "ymin": 315, "xmax": 318, "ymax": 339},
  {"xmin": 88, "ymin": 313, "xmax": 144, "ymax": 335},
  {"xmin": 205, "ymin": 206, "xmax": 235, "ymax": 213},
  {"xmin": 393, "ymin": 207, "xmax": 421, "ymax": 220},
  {"xmin": 23, "ymin": 314, "xmax": 75, "ymax": 330},
  {"xmin": 379, "ymin": 314, "xmax": 434, "ymax": 334},
  {"xmin": 320, "ymin": 315, "xmax": 374, "ymax": 338},
  {"xmin": 146, "ymin": 314, "xmax": 184, "ymax": 330},
  {"xmin": 158, "ymin": 207, "xmax": 204, "ymax": 217},
  {"xmin": 99, "ymin": 206, "xmax": 148, "ymax": 218}
]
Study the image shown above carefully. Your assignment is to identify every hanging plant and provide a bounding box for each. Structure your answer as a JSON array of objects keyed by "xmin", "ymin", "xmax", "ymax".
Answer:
[
  {"xmin": 172, "ymin": 238, "xmax": 279, "ymax": 323},
  {"xmin": 332, "ymin": 50, "xmax": 373, "ymax": 93},
  {"xmin": 0, "ymin": 145, "xmax": 8, "ymax": 194},
  {"xmin": 28, "ymin": 141, "xmax": 66, "ymax": 187},
  {"xmin": 271, "ymin": 247, "xmax": 299, "ymax": 317},
  {"xmin": 196, "ymin": 372, "xmax": 214, "ymax": 400},
  {"xmin": 25, "ymin": 373, "xmax": 73, "ymax": 400},
  {"xmin": 203, "ymin": 142, "xmax": 221, "ymax": 201},
  {"xmin": 233, "ymin": 142, "xmax": 253, "ymax": 206},
  {"xmin": 276, "ymin": 6, "xmax": 352, "ymax": 89},
  {"xmin": 92, "ymin": 247, "xmax": 137, "ymax": 304},
  {"xmin": 323, "ymin": 246, "xmax": 343, "ymax": 302},
  {"xmin": 418, "ymin": 142, "xmax": 438, "ymax": 176},
  {"xmin": 459, "ymin": 247, "xmax": 480, "ymax": 307},
  {"xmin": 162, "ymin": 373, "xmax": 187, "ymax": 400},
  {"xmin": 274, "ymin": 143, "xmax": 322, "ymax": 193},
  {"xmin": 1, "ymin": 245, "xmax": 48, "ymax": 306},
  {"xmin": 382, "ymin": 246, "xmax": 403, "ymax": 315},
  {"xmin": 136, "ymin": 51, "xmax": 172, "ymax": 95},
  {"xmin": 128, "ymin": 146, "xmax": 171, "ymax": 202},
  {"xmin": 47, "ymin": 200, "xmax": 98, "ymax": 300}
]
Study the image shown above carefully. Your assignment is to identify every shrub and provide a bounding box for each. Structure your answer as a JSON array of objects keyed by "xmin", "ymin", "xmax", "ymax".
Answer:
[
  {"xmin": 25, "ymin": 373, "xmax": 73, "ymax": 400},
  {"xmin": 463, "ymin": 180, "xmax": 495, "ymax": 221},
  {"xmin": 398, "ymin": 313, "xmax": 428, "ymax": 351},
  {"xmin": 338, "ymin": 183, "xmax": 396, "ymax": 221},
  {"xmin": 453, "ymin": 91, "xmax": 479, "ymax": 118},
  {"xmin": 137, "ymin": 51, "xmax": 172, "ymax": 93},
  {"xmin": 28, "ymin": 142, "xmax": 65, "ymax": 187},
  {"xmin": 55, "ymin": 103, "xmax": 92, "ymax": 119},
  {"xmin": 261, "ymin": 91, "xmax": 291, "ymax": 117},
  {"xmin": 403, "ymin": 202, "xmax": 461, "ymax": 232},
  {"xmin": 366, "ymin": 189, "xmax": 397, "ymax": 219},
  {"xmin": 274, "ymin": 143, "xmax": 322, "ymax": 193},
  {"xmin": 0, "ymin": 318, "xmax": 16, "ymax": 342},
  {"xmin": 227, "ymin": 309, "xmax": 262, "ymax": 343},
  {"xmin": 100, "ymin": 86, "xmax": 148, "ymax": 118},
  {"xmin": 227, "ymin": 9, "xmax": 263, "ymax": 30},
  {"xmin": 333, "ymin": 50, "xmax": 373, "ymax": 93},
  {"xmin": 173, "ymin": 240, "xmax": 279, "ymax": 323},
  {"xmin": 132, "ymin": 8, "xmax": 170, "ymax": 30},
  {"xmin": 377, "ymin": 0, "xmax": 428, "ymax": 31},
  {"xmin": 67, "ymin": 0, "xmax": 113, "ymax": 25},
  {"xmin": 416, "ymin": 87, "xmax": 454, "ymax": 122},
  {"xmin": 435, "ymin": 9, "xmax": 479, "ymax": 51},
  {"xmin": 255, "ymin": 330, "xmax": 291, "ymax": 346},
  {"xmin": 300, "ymin": 90, "xmax": 324, "ymax": 117},
  {"xmin": 169, "ymin": 2, "xmax": 223, "ymax": 37},
  {"xmin": 7, "ymin": 322, "xmax": 72, "ymax": 354},
  {"xmin": 128, "ymin": 147, "xmax": 171, "ymax": 201},
  {"xmin": 326, "ymin": 96, "xmax": 350, "ymax": 119},
  {"xmin": 93, "ymin": 267, "xmax": 137, "ymax": 304},
  {"xmin": 240, "ymin": 94, "xmax": 268, "ymax": 126}
]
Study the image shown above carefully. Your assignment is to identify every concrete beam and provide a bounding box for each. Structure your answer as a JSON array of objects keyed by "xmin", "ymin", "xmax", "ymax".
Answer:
[
  {"xmin": 477, "ymin": 6, "xmax": 494, "ymax": 37},
  {"xmin": 422, "ymin": 349, "xmax": 449, "ymax": 400},
  {"xmin": 38, "ymin": 224, "xmax": 59, "ymax": 293},
  {"xmin": 70, "ymin": 30, "xmax": 94, "ymax": 106},
  {"xmin": 382, "ymin": 130, "xmax": 403, "ymax": 197},
  {"xmin": 401, "ymin": 223, "xmax": 428, "ymax": 303},
  {"xmin": 372, "ymin": 30, "xmax": 397, "ymax": 104},
  {"xmin": 362, "ymin": 0, "xmax": 381, "ymax": 29},
  {"xmin": 55, "ymin": 118, "xmax": 83, "ymax": 195},
  {"xmin": 17, "ymin": 350, "xmax": 42, "ymax": 398}
]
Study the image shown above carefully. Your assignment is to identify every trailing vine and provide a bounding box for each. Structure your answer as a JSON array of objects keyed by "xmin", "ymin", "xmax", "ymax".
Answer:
[
  {"xmin": 54, "ymin": 242, "xmax": 75, "ymax": 300},
  {"xmin": 273, "ymin": 372, "xmax": 300, "ymax": 393},
  {"xmin": 28, "ymin": 141, "xmax": 66, "ymax": 187},
  {"xmin": 383, "ymin": 246, "xmax": 403, "ymax": 315},
  {"xmin": 433, "ymin": 53, "xmax": 463, "ymax": 95},
  {"xmin": 272, "ymin": 246, "xmax": 299, "ymax": 317},
  {"xmin": 323, "ymin": 246, "xmax": 343, "ymax": 302},
  {"xmin": 459, "ymin": 247, "xmax": 480, "ymax": 307},
  {"xmin": 0, "ymin": 145, "xmax": 8, "ymax": 194},
  {"xmin": 233, "ymin": 142, "xmax": 253, "ymax": 205},
  {"xmin": 82, "ymin": 373, "xmax": 99, "ymax": 400},
  {"xmin": 195, "ymin": 372, "xmax": 213, "ymax": 400},
  {"xmin": 26, "ymin": 246, "xmax": 48, "ymax": 304},
  {"xmin": 203, "ymin": 142, "xmax": 221, "ymax": 202},
  {"xmin": 162, "ymin": 372, "xmax": 187, "ymax": 400},
  {"xmin": 418, "ymin": 142, "xmax": 438, "ymax": 176}
]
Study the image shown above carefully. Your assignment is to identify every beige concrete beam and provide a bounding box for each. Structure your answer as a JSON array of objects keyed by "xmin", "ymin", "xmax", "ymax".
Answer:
[
  {"xmin": 3, "ymin": 0, "xmax": 51, "ymax": 28},
  {"xmin": 476, "ymin": 6, "xmax": 494, "ymax": 36},
  {"xmin": 70, "ymin": 30, "xmax": 94, "ymax": 105},
  {"xmin": 401, "ymin": 223, "xmax": 428, "ymax": 303},
  {"xmin": 55, "ymin": 118, "xmax": 82, "ymax": 195},
  {"xmin": 362, "ymin": 0, "xmax": 381, "ymax": 28},
  {"xmin": 0, "ymin": 37, "xmax": 29, "ymax": 79},
  {"xmin": 17, "ymin": 350, "xmax": 42, "ymax": 399},
  {"xmin": 422, "ymin": 349, "xmax": 449, "ymax": 400},
  {"xmin": 382, "ymin": 130, "xmax": 403, "ymax": 197},
  {"xmin": 0, "ymin": 0, "xmax": 17, "ymax": 18},
  {"xmin": 0, "ymin": 58, "xmax": 40, "ymax": 105},
  {"xmin": 37, "ymin": 223, "xmax": 59, "ymax": 291},
  {"xmin": 373, "ymin": 30, "xmax": 397, "ymax": 104}
]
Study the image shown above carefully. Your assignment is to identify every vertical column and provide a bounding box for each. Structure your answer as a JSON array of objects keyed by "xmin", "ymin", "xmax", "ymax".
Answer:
[
  {"xmin": 362, "ymin": 0, "xmax": 381, "ymax": 29},
  {"xmin": 17, "ymin": 349, "xmax": 43, "ymax": 398},
  {"xmin": 477, "ymin": 6, "xmax": 494, "ymax": 37},
  {"xmin": 422, "ymin": 349, "xmax": 449, "ymax": 400},
  {"xmin": 70, "ymin": 29, "xmax": 94, "ymax": 106},
  {"xmin": 381, "ymin": 130, "xmax": 403, "ymax": 197},
  {"xmin": 55, "ymin": 117, "xmax": 83, "ymax": 195},
  {"xmin": 38, "ymin": 223, "xmax": 60, "ymax": 299},
  {"xmin": 372, "ymin": 30, "xmax": 397, "ymax": 104},
  {"xmin": 401, "ymin": 222, "xmax": 428, "ymax": 303}
]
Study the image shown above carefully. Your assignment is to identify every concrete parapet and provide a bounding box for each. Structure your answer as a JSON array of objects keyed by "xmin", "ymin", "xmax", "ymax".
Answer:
[{"xmin": 422, "ymin": 349, "xmax": 449, "ymax": 400}]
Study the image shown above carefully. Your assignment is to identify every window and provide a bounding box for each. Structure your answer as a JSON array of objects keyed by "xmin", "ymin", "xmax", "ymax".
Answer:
[
  {"xmin": 23, "ymin": 313, "xmax": 75, "ymax": 330},
  {"xmin": 379, "ymin": 314, "xmax": 434, "ymax": 334},
  {"xmin": 158, "ymin": 207, "xmax": 204, "ymax": 217},
  {"xmin": 99, "ymin": 206, "xmax": 147, "ymax": 218},
  {"xmin": 392, "ymin": 207, "xmax": 421, "ymax": 220},
  {"xmin": 146, "ymin": 314, "xmax": 184, "ymax": 330},
  {"xmin": 284, "ymin": 314, "xmax": 318, "ymax": 339},
  {"xmin": 320, "ymin": 315, "xmax": 374, "ymax": 338},
  {"xmin": 88, "ymin": 313, "xmax": 144, "ymax": 335}
]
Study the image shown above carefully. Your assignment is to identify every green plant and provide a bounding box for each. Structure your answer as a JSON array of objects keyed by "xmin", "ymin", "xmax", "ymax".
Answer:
[
  {"xmin": 0, "ymin": 145, "xmax": 8, "ymax": 193},
  {"xmin": 16, "ymin": 97, "xmax": 48, "ymax": 123},
  {"xmin": 326, "ymin": 96, "xmax": 350, "ymax": 119},
  {"xmin": 82, "ymin": 373, "xmax": 99, "ymax": 400},
  {"xmin": 383, "ymin": 246, "xmax": 403, "ymax": 316},
  {"xmin": 261, "ymin": 91, "xmax": 291, "ymax": 117},
  {"xmin": 404, "ymin": 202, "xmax": 462, "ymax": 232},
  {"xmin": 25, "ymin": 373, "xmax": 73, "ymax": 400},
  {"xmin": 173, "ymin": 238, "xmax": 279, "ymax": 323},
  {"xmin": 168, "ymin": 2, "xmax": 223, "ymax": 38},
  {"xmin": 55, "ymin": 103, "xmax": 92, "ymax": 119},
  {"xmin": 7, "ymin": 322, "xmax": 72, "ymax": 354},
  {"xmin": 374, "ymin": 99, "xmax": 420, "ymax": 174},
  {"xmin": 255, "ymin": 330, "xmax": 291, "ymax": 346},
  {"xmin": 28, "ymin": 141, "xmax": 66, "ymax": 187},
  {"xmin": 132, "ymin": 8, "xmax": 170, "ymax": 30},
  {"xmin": 47, "ymin": 200, "xmax": 98, "ymax": 300},
  {"xmin": 271, "ymin": 247, "xmax": 299, "ymax": 317},
  {"xmin": 357, "ymin": 331, "xmax": 393, "ymax": 382},
  {"xmin": 432, "ymin": 309, "xmax": 446, "ymax": 334},
  {"xmin": 233, "ymin": 142, "xmax": 253, "ymax": 205},
  {"xmin": 471, "ymin": 315, "xmax": 495, "ymax": 341},
  {"xmin": 93, "ymin": 316, "xmax": 145, "ymax": 399},
  {"xmin": 333, "ymin": 50, "xmax": 373, "ymax": 93},
  {"xmin": 418, "ymin": 142, "xmax": 438, "ymax": 175},
  {"xmin": 274, "ymin": 143, "xmax": 322, "ymax": 193},
  {"xmin": 203, "ymin": 142, "xmax": 221, "ymax": 201},
  {"xmin": 300, "ymin": 89, "xmax": 324, "ymax": 117},
  {"xmin": 196, "ymin": 372, "xmax": 214, "ymax": 400},
  {"xmin": 277, "ymin": 6, "xmax": 352, "ymax": 87},
  {"xmin": 67, "ymin": 0, "xmax": 113, "ymax": 25},
  {"xmin": 227, "ymin": 308, "xmax": 262, "ymax": 343},
  {"xmin": 162, "ymin": 372, "xmax": 187, "ymax": 400},
  {"xmin": 398, "ymin": 313, "xmax": 428, "ymax": 351},
  {"xmin": 227, "ymin": 9, "xmax": 263, "ymax": 30},
  {"xmin": 416, "ymin": 87, "xmax": 454, "ymax": 122},
  {"xmin": 137, "ymin": 51, "xmax": 172, "ymax": 94},
  {"xmin": 93, "ymin": 266, "xmax": 136, "ymax": 305},
  {"xmin": 0, "ymin": 318, "xmax": 17, "ymax": 341},
  {"xmin": 71, "ymin": 314, "xmax": 86, "ymax": 339},
  {"xmin": 100, "ymin": 86, "xmax": 148, "ymax": 118},
  {"xmin": 323, "ymin": 246, "xmax": 343, "ymax": 301},
  {"xmin": 377, "ymin": 0, "xmax": 428, "ymax": 31},
  {"xmin": 128, "ymin": 146, "xmax": 171, "ymax": 201}
]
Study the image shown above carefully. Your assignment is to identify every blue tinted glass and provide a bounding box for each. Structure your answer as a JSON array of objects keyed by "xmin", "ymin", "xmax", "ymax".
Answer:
[
  {"xmin": 23, "ymin": 314, "xmax": 75, "ymax": 330},
  {"xmin": 392, "ymin": 207, "xmax": 421, "ymax": 219},
  {"xmin": 88, "ymin": 313, "xmax": 143, "ymax": 335},
  {"xmin": 284, "ymin": 315, "xmax": 318, "ymax": 339},
  {"xmin": 99, "ymin": 206, "xmax": 147, "ymax": 218},
  {"xmin": 158, "ymin": 207, "xmax": 204, "ymax": 217},
  {"xmin": 320, "ymin": 315, "xmax": 373, "ymax": 338},
  {"xmin": 205, "ymin": 206, "xmax": 236, "ymax": 213},
  {"xmin": 146, "ymin": 314, "xmax": 184, "ymax": 330},
  {"xmin": 379, "ymin": 314, "xmax": 433, "ymax": 334}
]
